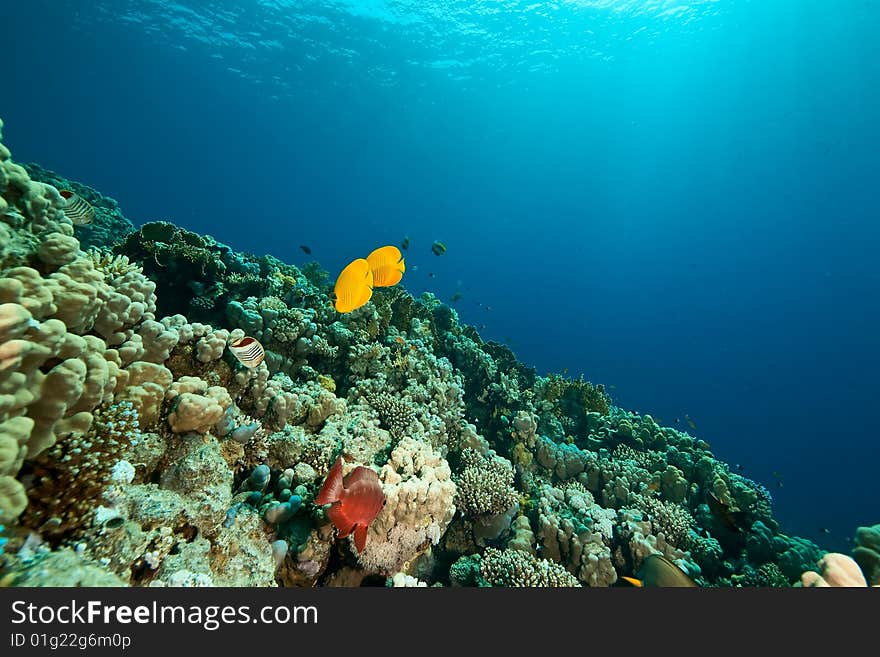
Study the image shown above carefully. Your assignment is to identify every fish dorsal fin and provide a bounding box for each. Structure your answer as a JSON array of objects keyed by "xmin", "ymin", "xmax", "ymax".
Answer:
[
  {"xmin": 343, "ymin": 466, "xmax": 379, "ymax": 489},
  {"xmin": 315, "ymin": 457, "xmax": 345, "ymax": 506}
]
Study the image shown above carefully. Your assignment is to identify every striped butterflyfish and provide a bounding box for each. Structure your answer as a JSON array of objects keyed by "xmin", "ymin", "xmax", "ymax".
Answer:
[
  {"xmin": 58, "ymin": 189, "xmax": 95, "ymax": 225},
  {"xmin": 228, "ymin": 336, "xmax": 265, "ymax": 368}
]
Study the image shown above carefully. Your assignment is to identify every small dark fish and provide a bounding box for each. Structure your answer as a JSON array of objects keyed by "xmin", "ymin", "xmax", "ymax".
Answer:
[
  {"xmin": 674, "ymin": 418, "xmax": 680, "ymax": 424},
  {"xmin": 735, "ymin": 464, "xmax": 744, "ymax": 470},
  {"xmin": 820, "ymin": 528, "xmax": 830, "ymax": 534},
  {"xmin": 776, "ymin": 481, "xmax": 784, "ymax": 488},
  {"xmin": 479, "ymin": 325, "xmax": 486, "ymax": 330},
  {"xmin": 707, "ymin": 490, "xmax": 750, "ymax": 534},
  {"xmin": 431, "ymin": 240, "xmax": 447, "ymax": 256},
  {"xmin": 299, "ymin": 245, "xmax": 312, "ymax": 255},
  {"xmin": 428, "ymin": 272, "xmax": 435, "ymax": 278},
  {"xmin": 401, "ymin": 236, "xmax": 410, "ymax": 250},
  {"xmin": 450, "ymin": 292, "xmax": 462, "ymax": 303}
]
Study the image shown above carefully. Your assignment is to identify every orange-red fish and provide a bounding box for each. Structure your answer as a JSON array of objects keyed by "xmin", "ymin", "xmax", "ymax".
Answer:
[{"xmin": 315, "ymin": 456, "xmax": 386, "ymax": 553}]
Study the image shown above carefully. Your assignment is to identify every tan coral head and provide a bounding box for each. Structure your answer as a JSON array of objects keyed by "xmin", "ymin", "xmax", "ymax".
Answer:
[{"xmin": 800, "ymin": 553, "xmax": 873, "ymax": 587}]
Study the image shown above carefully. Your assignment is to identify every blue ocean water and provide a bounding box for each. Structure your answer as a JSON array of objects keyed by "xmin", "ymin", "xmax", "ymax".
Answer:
[{"xmin": 3, "ymin": 0, "xmax": 877, "ymax": 553}]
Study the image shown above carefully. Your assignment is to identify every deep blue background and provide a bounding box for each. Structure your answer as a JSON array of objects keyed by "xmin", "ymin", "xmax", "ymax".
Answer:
[{"xmin": 3, "ymin": 1, "xmax": 877, "ymax": 551}]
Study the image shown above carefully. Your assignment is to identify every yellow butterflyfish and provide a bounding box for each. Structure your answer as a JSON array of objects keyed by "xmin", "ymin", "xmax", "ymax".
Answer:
[
  {"xmin": 366, "ymin": 245, "xmax": 405, "ymax": 287},
  {"xmin": 333, "ymin": 258, "xmax": 373, "ymax": 313}
]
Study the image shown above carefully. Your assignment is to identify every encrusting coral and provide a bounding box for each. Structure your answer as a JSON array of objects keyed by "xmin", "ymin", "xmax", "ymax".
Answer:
[{"xmin": 0, "ymin": 118, "xmax": 865, "ymax": 588}]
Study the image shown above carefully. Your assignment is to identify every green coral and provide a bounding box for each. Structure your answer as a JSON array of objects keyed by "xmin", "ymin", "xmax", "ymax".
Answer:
[
  {"xmin": 532, "ymin": 374, "xmax": 610, "ymax": 442},
  {"xmin": 537, "ymin": 374, "xmax": 610, "ymax": 416},
  {"xmin": 733, "ymin": 562, "xmax": 790, "ymax": 587},
  {"xmin": 300, "ymin": 261, "xmax": 329, "ymax": 290}
]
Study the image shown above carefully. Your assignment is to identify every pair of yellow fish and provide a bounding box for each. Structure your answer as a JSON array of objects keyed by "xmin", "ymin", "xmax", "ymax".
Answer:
[{"xmin": 333, "ymin": 245, "xmax": 405, "ymax": 313}]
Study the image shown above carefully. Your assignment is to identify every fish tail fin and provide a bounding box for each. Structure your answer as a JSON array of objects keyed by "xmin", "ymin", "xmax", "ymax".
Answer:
[
  {"xmin": 621, "ymin": 577, "xmax": 644, "ymax": 587},
  {"xmin": 315, "ymin": 457, "xmax": 345, "ymax": 506},
  {"xmin": 353, "ymin": 524, "xmax": 368, "ymax": 553}
]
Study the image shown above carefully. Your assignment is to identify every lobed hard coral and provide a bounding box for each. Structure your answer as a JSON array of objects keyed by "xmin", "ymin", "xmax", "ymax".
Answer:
[
  {"xmin": 356, "ymin": 436, "xmax": 457, "ymax": 574},
  {"xmin": 800, "ymin": 552, "xmax": 872, "ymax": 588},
  {"xmin": 852, "ymin": 524, "xmax": 880, "ymax": 585},
  {"xmin": 534, "ymin": 481, "xmax": 618, "ymax": 586}
]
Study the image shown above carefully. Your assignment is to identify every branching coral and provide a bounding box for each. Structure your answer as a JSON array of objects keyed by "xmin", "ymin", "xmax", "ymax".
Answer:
[
  {"xmin": 475, "ymin": 547, "xmax": 581, "ymax": 587},
  {"xmin": 85, "ymin": 248, "xmax": 142, "ymax": 280},
  {"xmin": 367, "ymin": 392, "xmax": 415, "ymax": 438},
  {"xmin": 21, "ymin": 401, "xmax": 141, "ymax": 543},
  {"xmin": 638, "ymin": 496, "xmax": 697, "ymax": 550},
  {"xmin": 454, "ymin": 448, "xmax": 518, "ymax": 518}
]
